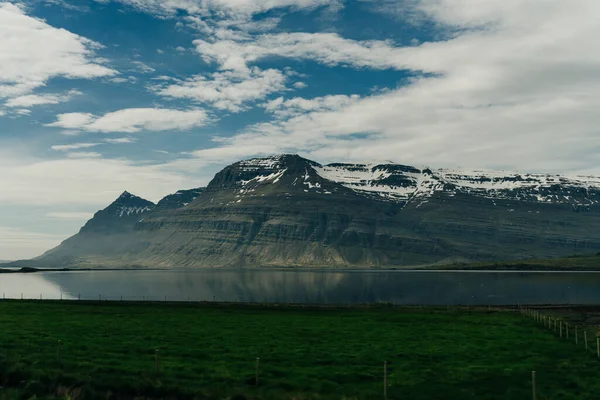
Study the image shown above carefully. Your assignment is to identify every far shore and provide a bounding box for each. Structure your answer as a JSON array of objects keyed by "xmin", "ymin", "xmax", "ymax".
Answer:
[{"xmin": 2, "ymin": 264, "xmax": 600, "ymax": 273}]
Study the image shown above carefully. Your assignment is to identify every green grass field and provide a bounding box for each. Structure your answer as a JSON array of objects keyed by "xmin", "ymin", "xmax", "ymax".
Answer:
[
  {"xmin": 435, "ymin": 253, "xmax": 600, "ymax": 270},
  {"xmin": 1, "ymin": 301, "xmax": 600, "ymax": 400}
]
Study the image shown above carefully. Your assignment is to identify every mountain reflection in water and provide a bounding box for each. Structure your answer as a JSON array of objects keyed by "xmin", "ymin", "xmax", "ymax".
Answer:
[{"xmin": 2, "ymin": 269, "xmax": 599, "ymax": 305}]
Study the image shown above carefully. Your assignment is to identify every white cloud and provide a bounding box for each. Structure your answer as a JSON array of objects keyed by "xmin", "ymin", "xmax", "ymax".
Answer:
[
  {"xmin": 108, "ymin": 76, "xmax": 138, "ymax": 84},
  {"xmin": 0, "ymin": 3, "xmax": 116, "ymax": 100},
  {"xmin": 155, "ymin": 67, "xmax": 286, "ymax": 112},
  {"xmin": 293, "ymin": 81, "xmax": 307, "ymax": 89},
  {"xmin": 46, "ymin": 108, "xmax": 209, "ymax": 133},
  {"xmin": 51, "ymin": 143, "xmax": 100, "ymax": 151},
  {"xmin": 157, "ymin": 48, "xmax": 164, "ymax": 54},
  {"xmin": 193, "ymin": 32, "xmax": 412, "ymax": 72},
  {"xmin": 45, "ymin": 212, "xmax": 94, "ymax": 220},
  {"xmin": 104, "ymin": 137, "xmax": 136, "ymax": 144},
  {"xmin": 67, "ymin": 152, "xmax": 103, "ymax": 159},
  {"xmin": 0, "ymin": 226, "xmax": 65, "ymax": 260},
  {"xmin": 151, "ymin": 75, "xmax": 176, "ymax": 81},
  {"xmin": 59, "ymin": 130, "xmax": 82, "ymax": 136},
  {"xmin": 0, "ymin": 150, "xmax": 206, "ymax": 207},
  {"xmin": 131, "ymin": 60, "xmax": 156, "ymax": 73},
  {"xmin": 184, "ymin": 0, "xmax": 600, "ymax": 175},
  {"xmin": 47, "ymin": 113, "xmax": 96, "ymax": 129},
  {"xmin": 175, "ymin": 46, "xmax": 186, "ymax": 53},
  {"xmin": 15, "ymin": 109, "xmax": 31, "ymax": 115},
  {"xmin": 265, "ymin": 94, "xmax": 360, "ymax": 118},
  {"xmin": 5, "ymin": 90, "xmax": 82, "ymax": 108},
  {"xmin": 109, "ymin": 0, "xmax": 342, "ymax": 19}
]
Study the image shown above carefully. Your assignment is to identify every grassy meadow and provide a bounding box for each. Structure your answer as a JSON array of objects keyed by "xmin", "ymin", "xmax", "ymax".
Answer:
[{"xmin": 0, "ymin": 301, "xmax": 599, "ymax": 399}]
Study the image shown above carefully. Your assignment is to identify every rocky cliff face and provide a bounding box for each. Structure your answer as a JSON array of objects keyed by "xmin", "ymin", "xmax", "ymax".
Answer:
[{"xmin": 24, "ymin": 154, "xmax": 600, "ymax": 268}]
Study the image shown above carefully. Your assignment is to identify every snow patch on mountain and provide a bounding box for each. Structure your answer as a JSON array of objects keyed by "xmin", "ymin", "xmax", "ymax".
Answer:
[
  {"xmin": 117, "ymin": 206, "xmax": 154, "ymax": 218},
  {"xmin": 314, "ymin": 164, "xmax": 422, "ymax": 201},
  {"xmin": 238, "ymin": 155, "xmax": 286, "ymax": 171},
  {"xmin": 313, "ymin": 162, "xmax": 600, "ymax": 206}
]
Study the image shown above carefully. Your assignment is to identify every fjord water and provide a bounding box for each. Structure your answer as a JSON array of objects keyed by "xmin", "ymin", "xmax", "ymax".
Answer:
[{"xmin": 1, "ymin": 270, "xmax": 600, "ymax": 305}]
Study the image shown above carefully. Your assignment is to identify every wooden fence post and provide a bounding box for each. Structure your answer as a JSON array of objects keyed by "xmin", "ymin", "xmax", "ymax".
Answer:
[
  {"xmin": 576, "ymin": 327, "xmax": 578, "ymax": 345},
  {"xmin": 255, "ymin": 357, "xmax": 260, "ymax": 386},
  {"xmin": 57, "ymin": 340, "xmax": 62, "ymax": 363},
  {"xmin": 155, "ymin": 348, "xmax": 159, "ymax": 373},
  {"xmin": 566, "ymin": 323, "xmax": 569, "ymax": 339},
  {"xmin": 560, "ymin": 321, "xmax": 563, "ymax": 338},
  {"xmin": 585, "ymin": 331, "xmax": 588, "ymax": 350},
  {"xmin": 532, "ymin": 371, "xmax": 536, "ymax": 400},
  {"xmin": 384, "ymin": 361, "xmax": 388, "ymax": 400},
  {"xmin": 597, "ymin": 337, "xmax": 599, "ymax": 358}
]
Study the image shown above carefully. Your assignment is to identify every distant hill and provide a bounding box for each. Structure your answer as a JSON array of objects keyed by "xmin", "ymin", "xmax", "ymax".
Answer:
[
  {"xmin": 431, "ymin": 253, "xmax": 600, "ymax": 271},
  {"xmin": 11, "ymin": 154, "xmax": 600, "ymax": 269}
]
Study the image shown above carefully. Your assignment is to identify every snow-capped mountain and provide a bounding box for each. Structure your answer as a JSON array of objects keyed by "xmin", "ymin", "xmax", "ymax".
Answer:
[
  {"xmin": 156, "ymin": 188, "xmax": 205, "ymax": 209},
  {"xmin": 206, "ymin": 154, "xmax": 600, "ymax": 208},
  {"xmin": 20, "ymin": 154, "xmax": 600, "ymax": 269},
  {"xmin": 78, "ymin": 191, "xmax": 156, "ymax": 234}
]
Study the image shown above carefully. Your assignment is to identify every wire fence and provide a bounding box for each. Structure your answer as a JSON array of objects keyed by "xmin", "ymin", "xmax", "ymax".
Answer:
[
  {"xmin": 0, "ymin": 292, "xmax": 232, "ymax": 302},
  {"xmin": 521, "ymin": 306, "xmax": 600, "ymax": 355},
  {"xmin": 520, "ymin": 306, "xmax": 600, "ymax": 400}
]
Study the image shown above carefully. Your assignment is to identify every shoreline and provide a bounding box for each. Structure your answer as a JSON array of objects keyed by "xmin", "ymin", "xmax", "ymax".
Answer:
[{"xmin": 3, "ymin": 265, "xmax": 600, "ymax": 273}]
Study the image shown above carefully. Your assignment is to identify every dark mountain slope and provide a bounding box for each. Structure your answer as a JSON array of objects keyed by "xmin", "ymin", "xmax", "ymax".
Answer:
[{"xmin": 17, "ymin": 154, "xmax": 600, "ymax": 268}]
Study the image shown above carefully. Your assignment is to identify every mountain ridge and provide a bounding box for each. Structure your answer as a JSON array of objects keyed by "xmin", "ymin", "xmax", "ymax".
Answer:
[{"xmin": 12, "ymin": 154, "xmax": 600, "ymax": 269}]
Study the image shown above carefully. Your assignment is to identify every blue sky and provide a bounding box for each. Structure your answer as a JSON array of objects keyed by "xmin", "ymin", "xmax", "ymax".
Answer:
[{"xmin": 1, "ymin": 0, "xmax": 600, "ymax": 259}]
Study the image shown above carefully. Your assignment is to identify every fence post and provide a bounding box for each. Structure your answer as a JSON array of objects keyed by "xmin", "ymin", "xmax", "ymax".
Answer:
[
  {"xmin": 532, "ymin": 371, "xmax": 536, "ymax": 400},
  {"xmin": 566, "ymin": 323, "xmax": 569, "ymax": 339},
  {"xmin": 560, "ymin": 321, "xmax": 563, "ymax": 338},
  {"xmin": 57, "ymin": 340, "xmax": 62, "ymax": 363},
  {"xmin": 585, "ymin": 331, "xmax": 588, "ymax": 350},
  {"xmin": 78, "ymin": 294, "xmax": 81, "ymax": 301},
  {"xmin": 155, "ymin": 348, "xmax": 159, "ymax": 373},
  {"xmin": 597, "ymin": 337, "xmax": 599, "ymax": 358},
  {"xmin": 384, "ymin": 361, "xmax": 388, "ymax": 400},
  {"xmin": 255, "ymin": 357, "xmax": 260, "ymax": 386},
  {"xmin": 576, "ymin": 327, "xmax": 578, "ymax": 345}
]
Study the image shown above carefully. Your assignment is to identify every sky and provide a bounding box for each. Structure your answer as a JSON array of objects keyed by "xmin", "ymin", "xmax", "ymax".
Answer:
[{"xmin": 1, "ymin": 0, "xmax": 600, "ymax": 260}]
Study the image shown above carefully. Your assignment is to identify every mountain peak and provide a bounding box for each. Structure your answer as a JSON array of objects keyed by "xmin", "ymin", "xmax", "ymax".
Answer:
[{"xmin": 207, "ymin": 154, "xmax": 319, "ymax": 191}]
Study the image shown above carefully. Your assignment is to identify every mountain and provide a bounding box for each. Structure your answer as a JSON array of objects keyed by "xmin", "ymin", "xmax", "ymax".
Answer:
[
  {"xmin": 79, "ymin": 191, "xmax": 155, "ymax": 234},
  {"xmin": 15, "ymin": 154, "xmax": 600, "ymax": 269},
  {"xmin": 156, "ymin": 188, "xmax": 205, "ymax": 209}
]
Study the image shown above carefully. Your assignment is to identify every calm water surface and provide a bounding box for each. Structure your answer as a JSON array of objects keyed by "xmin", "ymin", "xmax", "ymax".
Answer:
[{"xmin": 1, "ymin": 270, "xmax": 599, "ymax": 305}]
